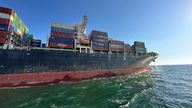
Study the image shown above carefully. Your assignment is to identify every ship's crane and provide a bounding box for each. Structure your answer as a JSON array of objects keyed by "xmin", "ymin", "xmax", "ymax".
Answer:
[
  {"xmin": 74, "ymin": 16, "xmax": 90, "ymax": 53},
  {"xmin": 78, "ymin": 16, "xmax": 88, "ymax": 37}
]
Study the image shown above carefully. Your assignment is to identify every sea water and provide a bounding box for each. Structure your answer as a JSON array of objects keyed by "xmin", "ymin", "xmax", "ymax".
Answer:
[{"xmin": 0, "ymin": 65, "xmax": 192, "ymax": 108}]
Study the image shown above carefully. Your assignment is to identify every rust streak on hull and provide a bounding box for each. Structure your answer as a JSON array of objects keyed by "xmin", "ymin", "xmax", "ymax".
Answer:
[{"xmin": 0, "ymin": 66, "xmax": 151, "ymax": 88}]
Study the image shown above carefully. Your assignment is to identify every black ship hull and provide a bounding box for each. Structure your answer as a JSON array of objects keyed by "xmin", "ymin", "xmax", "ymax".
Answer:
[{"xmin": 0, "ymin": 49, "xmax": 157, "ymax": 88}]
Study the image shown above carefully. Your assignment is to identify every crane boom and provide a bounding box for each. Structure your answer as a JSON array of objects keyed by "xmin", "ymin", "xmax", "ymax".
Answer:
[{"xmin": 79, "ymin": 16, "xmax": 88, "ymax": 36}]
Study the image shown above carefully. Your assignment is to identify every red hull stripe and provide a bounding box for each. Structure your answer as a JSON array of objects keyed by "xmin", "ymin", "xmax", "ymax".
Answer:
[{"xmin": 0, "ymin": 66, "xmax": 151, "ymax": 88}]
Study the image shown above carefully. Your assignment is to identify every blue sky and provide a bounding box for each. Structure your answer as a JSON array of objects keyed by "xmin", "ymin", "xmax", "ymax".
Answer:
[{"xmin": 1, "ymin": 0, "xmax": 192, "ymax": 65}]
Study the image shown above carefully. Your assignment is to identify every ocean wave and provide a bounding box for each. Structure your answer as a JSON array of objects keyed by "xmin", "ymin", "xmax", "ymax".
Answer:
[{"xmin": 120, "ymin": 88, "xmax": 153, "ymax": 108}]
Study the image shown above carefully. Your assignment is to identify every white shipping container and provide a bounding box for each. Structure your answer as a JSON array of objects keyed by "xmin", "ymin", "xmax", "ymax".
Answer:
[
  {"xmin": 52, "ymin": 22, "xmax": 75, "ymax": 30},
  {"xmin": 17, "ymin": 28, "xmax": 22, "ymax": 35},
  {"xmin": 94, "ymin": 38, "xmax": 106, "ymax": 42},
  {"xmin": 111, "ymin": 44, "xmax": 123, "ymax": 48},
  {"xmin": 10, "ymin": 15, "xmax": 14, "ymax": 22},
  {"xmin": 0, "ymin": 12, "xmax": 10, "ymax": 19},
  {"xmin": 94, "ymin": 42, "xmax": 104, "ymax": 46},
  {"xmin": 91, "ymin": 34, "xmax": 108, "ymax": 39}
]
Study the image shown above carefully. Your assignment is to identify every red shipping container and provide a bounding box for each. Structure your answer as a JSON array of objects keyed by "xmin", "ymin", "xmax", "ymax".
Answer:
[
  {"xmin": 0, "ymin": 7, "xmax": 12, "ymax": 14},
  {"xmin": 13, "ymin": 30, "xmax": 20, "ymax": 36},
  {"xmin": 18, "ymin": 24, "xmax": 20, "ymax": 28},
  {"xmin": 111, "ymin": 48, "xmax": 124, "ymax": 52},
  {"xmin": 0, "ymin": 18, "xmax": 10, "ymax": 25},
  {"xmin": 49, "ymin": 41, "xmax": 73, "ymax": 49},
  {"xmin": 0, "ymin": 30, "xmax": 8, "ymax": 38},
  {"xmin": 16, "ymin": 17, "xmax": 19, "ymax": 21},
  {"xmin": 0, "ymin": 38, "xmax": 6, "ymax": 44},
  {"xmin": 51, "ymin": 32, "xmax": 74, "ymax": 39},
  {"xmin": 9, "ymin": 20, "xmax": 12, "ymax": 26},
  {"xmin": 91, "ymin": 36, "xmax": 108, "ymax": 43},
  {"xmin": 92, "ymin": 46, "xmax": 108, "ymax": 51},
  {"xmin": 22, "ymin": 23, "xmax": 24, "ymax": 27},
  {"xmin": 110, "ymin": 40, "xmax": 124, "ymax": 45},
  {"xmin": 80, "ymin": 38, "xmax": 89, "ymax": 44},
  {"xmin": 10, "ymin": 11, "xmax": 14, "ymax": 16}
]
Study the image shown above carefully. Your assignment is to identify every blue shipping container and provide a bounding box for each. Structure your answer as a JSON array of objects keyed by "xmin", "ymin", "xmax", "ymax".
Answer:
[
  {"xmin": 135, "ymin": 47, "xmax": 146, "ymax": 51},
  {"xmin": 92, "ymin": 37, "xmax": 108, "ymax": 42},
  {"xmin": 10, "ymin": 25, "xmax": 18, "ymax": 32},
  {"xmin": 124, "ymin": 44, "xmax": 130, "ymax": 46},
  {"xmin": 124, "ymin": 44, "xmax": 131, "ymax": 48},
  {"xmin": 31, "ymin": 43, "xmax": 41, "ymax": 47},
  {"xmin": 42, "ymin": 43, "xmax": 46, "ymax": 48},
  {"xmin": 30, "ymin": 40, "xmax": 41, "ymax": 47},
  {"xmin": 21, "ymin": 34, "xmax": 30, "ymax": 44},
  {"xmin": 51, "ymin": 27, "xmax": 75, "ymax": 35},
  {"xmin": 0, "ymin": 24, "xmax": 9, "ymax": 31},
  {"xmin": 30, "ymin": 39, "xmax": 42, "ymax": 47},
  {"xmin": 49, "ymin": 37, "xmax": 74, "ymax": 44},
  {"xmin": 91, "ymin": 30, "xmax": 108, "ymax": 36},
  {"xmin": 31, "ymin": 39, "xmax": 41, "ymax": 43},
  {"xmin": 92, "ymin": 41, "xmax": 108, "ymax": 48},
  {"xmin": 134, "ymin": 41, "xmax": 145, "ymax": 46}
]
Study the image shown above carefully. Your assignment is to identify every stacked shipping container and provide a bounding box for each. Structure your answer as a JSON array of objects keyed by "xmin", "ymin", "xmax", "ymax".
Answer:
[
  {"xmin": 41, "ymin": 43, "xmax": 46, "ymax": 48},
  {"xmin": 109, "ymin": 39, "xmax": 124, "ymax": 52},
  {"xmin": 124, "ymin": 44, "xmax": 133, "ymax": 54},
  {"xmin": 49, "ymin": 23, "xmax": 75, "ymax": 49},
  {"xmin": 30, "ymin": 39, "xmax": 41, "ymax": 47},
  {"xmin": 80, "ymin": 38, "xmax": 89, "ymax": 44},
  {"xmin": 0, "ymin": 6, "xmax": 148, "ymax": 55},
  {"xmin": 0, "ymin": 7, "xmax": 29, "ymax": 35},
  {"xmin": 0, "ymin": 7, "xmax": 11, "ymax": 44},
  {"xmin": 89, "ymin": 30, "xmax": 109, "ymax": 51},
  {"xmin": 21, "ymin": 34, "xmax": 31, "ymax": 45},
  {"xmin": 0, "ymin": 7, "xmax": 30, "ymax": 45},
  {"xmin": 133, "ymin": 41, "xmax": 147, "ymax": 55},
  {"xmin": 0, "ymin": 30, "xmax": 7, "ymax": 44}
]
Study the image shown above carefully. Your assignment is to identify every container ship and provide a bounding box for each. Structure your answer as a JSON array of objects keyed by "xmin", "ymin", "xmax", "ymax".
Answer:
[{"xmin": 0, "ymin": 7, "xmax": 158, "ymax": 88}]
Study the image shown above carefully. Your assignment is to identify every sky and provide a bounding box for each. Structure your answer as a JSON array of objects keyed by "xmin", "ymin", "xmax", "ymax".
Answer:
[{"xmin": 1, "ymin": 0, "xmax": 192, "ymax": 65}]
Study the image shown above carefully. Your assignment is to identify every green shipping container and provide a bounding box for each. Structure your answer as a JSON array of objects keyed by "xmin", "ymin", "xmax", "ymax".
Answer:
[
  {"xmin": 13, "ymin": 17, "xmax": 19, "ymax": 26},
  {"xmin": 29, "ymin": 34, "xmax": 35, "ymax": 40},
  {"xmin": 21, "ymin": 27, "xmax": 24, "ymax": 33},
  {"xmin": 11, "ymin": 11, "xmax": 30, "ymax": 34},
  {"xmin": 15, "ymin": 20, "xmax": 19, "ymax": 26},
  {"xmin": 13, "ymin": 17, "xmax": 16, "ymax": 23},
  {"xmin": 19, "ymin": 26, "xmax": 22, "ymax": 32},
  {"xmin": 19, "ymin": 19, "xmax": 22, "ymax": 24}
]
